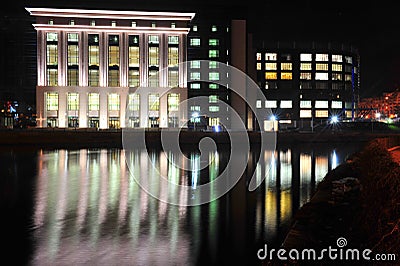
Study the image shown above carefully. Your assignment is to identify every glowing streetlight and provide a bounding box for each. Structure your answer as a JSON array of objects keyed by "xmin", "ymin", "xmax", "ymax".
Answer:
[{"xmin": 330, "ymin": 115, "xmax": 339, "ymax": 124}]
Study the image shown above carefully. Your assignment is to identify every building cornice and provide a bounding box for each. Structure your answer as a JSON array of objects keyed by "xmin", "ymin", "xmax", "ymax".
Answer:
[{"xmin": 26, "ymin": 7, "xmax": 196, "ymax": 21}]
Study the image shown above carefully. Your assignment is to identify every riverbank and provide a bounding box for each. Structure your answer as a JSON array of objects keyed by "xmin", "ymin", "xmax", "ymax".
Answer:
[
  {"xmin": 0, "ymin": 128, "xmax": 397, "ymax": 149},
  {"xmin": 277, "ymin": 137, "xmax": 400, "ymax": 265}
]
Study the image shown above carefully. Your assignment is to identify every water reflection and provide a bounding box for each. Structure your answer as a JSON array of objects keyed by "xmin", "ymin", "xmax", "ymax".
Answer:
[{"xmin": 25, "ymin": 143, "xmax": 363, "ymax": 265}]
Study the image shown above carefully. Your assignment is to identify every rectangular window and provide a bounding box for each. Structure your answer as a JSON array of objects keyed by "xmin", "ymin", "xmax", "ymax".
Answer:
[
  {"xmin": 46, "ymin": 44, "xmax": 58, "ymax": 66},
  {"xmin": 88, "ymin": 93, "xmax": 99, "ymax": 111},
  {"xmin": 331, "ymin": 101, "xmax": 342, "ymax": 109},
  {"xmin": 315, "ymin": 100, "xmax": 328, "ymax": 108},
  {"xmin": 46, "ymin": 92, "xmax": 58, "ymax": 111},
  {"xmin": 300, "ymin": 100, "xmax": 312, "ymax": 108},
  {"xmin": 281, "ymin": 63, "xmax": 292, "ymax": 70},
  {"xmin": 209, "ymin": 106, "xmax": 219, "ymax": 112},
  {"xmin": 315, "ymin": 54, "xmax": 329, "ymax": 61},
  {"xmin": 148, "ymin": 70, "xmax": 159, "ymax": 87},
  {"xmin": 128, "ymin": 94, "xmax": 140, "ymax": 111},
  {"xmin": 190, "ymin": 83, "xmax": 200, "ymax": 89},
  {"xmin": 300, "ymin": 53, "xmax": 312, "ymax": 61},
  {"xmin": 190, "ymin": 38, "xmax": 200, "ymax": 46},
  {"xmin": 281, "ymin": 72, "xmax": 292, "ymax": 80},
  {"xmin": 168, "ymin": 35, "xmax": 179, "ymax": 44},
  {"xmin": 168, "ymin": 93, "xmax": 179, "ymax": 111},
  {"xmin": 108, "ymin": 69, "xmax": 119, "ymax": 87},
  {"xmin": 129, "ymin": 46, "xmax": 140, "ymax": 67},
  {"xmin": 190, "ymin": 60, "xmax": 201, "ymax": 69},
  {"xmin": 88, "ymin": 69, "xmax": 99, "ymax": 87},
  {"xmin": 46, "ymin": 32, "xmax": 58, "ymax": 42},
  {"xmin": 280, "ymin": 100, "xmax": 292, "ymax": 108},
  {"xmin": 300, "ymin": 63, "xmax": 312, "ymax": 70},
  {"xmin": 190, "ymin": 105, "xmax": 200, "ymax": 111},
  {"xmin": 332, "ymin": 55, "xmax": 343, "ymax": 62},
  {"xmin": 108, "ymin": 94, "xmax": 120, "ymax": 111},
  {"xmin": 149, "ymin": 94, "xmax": 160, "ymax": 111},
  {"xmin": 256, "ymin": 100, "xmax": 262, "ymax": 108},
  {"xmin": 209, "ymin": 84, "xmax": 219, "ymax": 89},
  {"xmin": 209, "ymin": 95, "xmax": 218, "ymax": 103},
  {"xmin": 256, "ymin": 53, "xmax": 262, "ymax": 61},
  {"xmin": 265, "ymin": 72, "xmax": 277, "ymax": 80},
  {"xmin": 67, "ymin": 93, "xmax": 79, "ymax": 111},
  {"xmin": 315, "ymin": 110, "xmax": 329, "ymax": 118},
  {"xmin": 316, "ymin": 63, "xmax": 328, "ymax": 71},
  {"xmin": 67, "ymin": 69, "xmax": 79, "ymax": 86},
  {"xmin": 332, "ymin": 64, "xmax": 342, "ymax": 72},
  {"xmin": 300, "ymin": 110, "xmax": 312, "ymax": 118},
  {"xmin": 265, "ymin": 53, "xmax": 277, "ymax": 61},
  {"xmin": 332, "ymin": 73, "xmax": 342, "ymax": 81},
  {"xmin": 209, "ymin": 61, "xmax": 219, "ymax": 69},
  {"xmin": 256, "ymin": 63, "xmax": 262, "ymax": 70},
  {"xmin": 192, "ymin": 25, "xmax": 198, "ymax": 31},
  {"xmin": 300, "ymin": 73, "xmax": 312, "ymax": 80},
  {"xmin": 47, "ymin": 69, "xmax": 58, "ymax": 86},
  {"xmin": 315, "ymin": 72, "xmax": 328, "ymax": 80},
  {"xmin": 265, "ymin": 63, "xmax": 277, "ymax": 70},
  {"xmin": 128, "ymin": 69, "xmax": 140, "ymax": 87},
  {"xmin": 345, "ymin": 74, "xmax": 352, "ymax": 81},
  {"xmin": 209, "ymin": 39, "xmax": 219, "ymax": 46},
  {"xmin": 149, "ymin": 46, "xmax": 159, "ymax": 67},
  {"xmin": 190, "ymin": 72, "xmax": 200, "ymax": 80},
  {"xmin": 209, "ymin": 72, "xmax": 219, "ymax": 81},
  {"xmin": 148, "ymin": 35, "xmax": 159, "ymax": 44},
  {"xmin": 168, "ymin": 70, "xmax": 179, "ymax": 87},
  {"xmin": 211, "ymin": 25, "xmax": 217, "ymax": 32},
  {"xmin": 209, "ymin": 50, "xmax": 219, "ymax": 58},
  {"xmin": 345, "ymin": 56, "xmax": 353, "ymax": 64},
  {"xmin": 265, "ymin": 100, "xmax": 277, "ymax": 108},
  {"xmin": 168, "ymin": 47, "xmax": 179, "ymax": 67}
]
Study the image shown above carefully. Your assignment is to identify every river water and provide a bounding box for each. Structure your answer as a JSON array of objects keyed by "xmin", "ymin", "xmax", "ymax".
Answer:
[{"xmin": 0, "ymin": 142, "xmax": 365, "ymax": 265}]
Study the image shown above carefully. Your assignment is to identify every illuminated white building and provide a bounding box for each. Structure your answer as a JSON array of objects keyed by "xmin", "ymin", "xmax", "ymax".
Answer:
[{"xmin": 26, "ymin": 7, "xmax": 194, "ymax": 128}]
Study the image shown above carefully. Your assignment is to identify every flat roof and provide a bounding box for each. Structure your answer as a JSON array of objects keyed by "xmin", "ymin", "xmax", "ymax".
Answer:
[{"xmin": 26, "ymin": 7, "xmax": 196, "ymax": 21}]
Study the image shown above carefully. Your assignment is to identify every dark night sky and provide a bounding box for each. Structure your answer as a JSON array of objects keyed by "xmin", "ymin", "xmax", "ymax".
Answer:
[{"xmin": 3, "ymin": 0, "xmax": 400, "ymax": 98}]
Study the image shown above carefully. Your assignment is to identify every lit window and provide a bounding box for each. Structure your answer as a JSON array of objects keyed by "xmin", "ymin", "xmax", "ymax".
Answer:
[
  {"xmin": 300, "ymin": 110, "xmax": 312, "ymax": 118},
  {"xmin": 265, "ymin": 72, "xmax": 277, "ymax": 80},
  {"xmin": 209, "ymin": 61, "xmax": 219, "ymax": 69},
  {"xmin": 90, "ymin": 20, "xmax": 96, "ymax": 26},
  {"xmin": 300, "ymin": 73, "xmax": 312, "ymax": 80},
  {"xmin": 190, "ymin": 105, "xmax": 200, "ymax": 111},
  {"xmin": 280, "ymin": 100, "xmax": 292, "ymax": 108},
  {"xmin": 256, "ymin": 100, "xmax": 262, "ymax": 108},
  {"xmin": 168, "ymin": 93, "xmax": 179, "ymax": 111},
  {"xmin": 190, "ymin": 60, "xmax": 201, "ymax": 69},
  {"xmin": 190, "ymin": 83, "xmax": 200, "ymax": 89},
  {"xmin": 332, "ymin": 73, "xmax": 342, "ymax": 81},
  {"xmin": 209, "ymin": 95, "xmax": 218, "ymax": 103},
  {"xmin": 209, "ymin": 72, "xmax": 220, "ymax": 81},
  {"xmin": 265, "ymin": 100, "xmax": 277, "ymax": 108},
  {"xmin": 316, "ymin": 63, "xmax": 328, "ymax": 71},
  {"xmin": 315, "ymin": 54, "xmax": 328, "ymax": 61},
  {"xmin": 209, "ymin": 50, "xmax": 219, "ymax": 58},
  {"xmin": 256, "ymin": 53, "xmax": 262, "ymax": 61},
  {"xmin": 345, "ymin": 56, "xmax": 353, "ymax": 64},
  {"xmin": 281, "ymin": 72, "xmax": 292, "ymax": 80},
  {"xmin": 46, "ymin": 32, "xmax": 58, "ymax": 42},
  {"xmin": 69, "ymin": 20, "xmax": 75, "ymax": 25},
  {"xmin": 346, "ymin": 110, "xmax": 352, "ymax": 118},
  {"xmin": 151, "ymin": 22, "xmax": 156, "ymax": 28},
  {"xmin": 111, "ymin": 21, "xmax": 116, "ymax": 27},
  {"xmin": 265, "ymin": 53, "xmax": 277, "ymax": 61},
  {"xmin": 192, "ymin": 25, "xmax": 198, "ymax": 31},
  {"xmin": 190, "ymin": 72, "xmax": 200, "ymax": 80},
  {"xmin": 281, "ymin": 63, "xmax": 292, "ymax": 70},
  {"xmin": 149, "ymin": 94, "xmax": 159, "ymax": 111},
  {"xmin": 148, "ymin": 35, "xmax": 159, "ymax": 44},
  {"xmin": 209, "ymin": 39, "xmax": 219, "ymax": 46},
  {"xmin": 256, "ymin": 63, "xmax": 262, "ymax": 70},
  {"xmin": 300, "ymin": 100, "xmax": 312, "ymax": 108},
  {"xmin": 332, "ymin": 55, "xmax": 343, "ymax": 62},
  {"xmin": 108, "ymin": 94, "xmax": 120, "ymax": 111},
  {"xmin": 131, "ymin": 21, "xmax": 137, "ymax": 27},
  {"xmin": 300, "ymin": 53, "xmax": 312, "ymax": 61},
  {"xmin": 46, "ymin": 92, "xmax": 58, "ymax": 111},
  {"xmin": 209, "ymin": 84, "xmax": 219, "ymax": 89},
  {"xmin": 345, "ymin": 74, "xmax": 352, "ymax": 81},
  {"xmin": 300, "ymin": 63, "xmax": 312, "ymax": 70},
  {"xmin": 332, "ymin": 64, "xmax": 342, "ymax": 72},
  {"xmin": 315, "ymin": 100, "xmax": 328, "ymax": 108},
  {"xmin": 315, "ymin": 72, "xmax": 328, "ymax": 80},
  {"xmin": 209, "ymin": 106, "xmax": 219, "ymax": 112},
  {"xmin": 265, "ymin": 63, "xmax": 277, "ymax": 70},
  {"xmin": 128, "ymin": 94, "xmax": 140, "ymax": 111},
  {"xmin": 88, "ymin": 93, "xmax": 99, "ymax": 111},
  {"xmin": 315, "ymin": 110, "xmax": 328, "ymax": 118},
  {"xmin": 211, "ymin": 25, "xmax": 217, "ymax": 32},
  {"xmin": 168, "ymin": 36, "xmax": 179, "ymax": 44},
  {"xmin": 331, "ymin": 101, "xmax": 342, "ymax": 109},
  {"xmin": 67, "ymin": 93, "xmax": 79, "ymax": 111},
  {"xmin": 48, "ymin": 19, "xmax": 54, "ymax": 25},
  {"xmin": 345, "ymin": 102, "xmax": 352, "ymax": 109},
  {"xmin": 171, "ymin": 22, "xmax": 176, "ymax": 28}
]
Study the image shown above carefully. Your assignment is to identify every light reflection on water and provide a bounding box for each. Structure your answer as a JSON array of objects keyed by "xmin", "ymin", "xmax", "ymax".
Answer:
[{"xmin": 1, "ymin": 143, "xmax": 363, "ymax": 265}]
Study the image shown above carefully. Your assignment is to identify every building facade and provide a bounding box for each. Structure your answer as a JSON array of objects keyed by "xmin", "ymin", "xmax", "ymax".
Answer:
[
  {"xmin": 27, "ymin": 8, "xmax": 194, "ymax": 128},
  {"xmin": 252, "ymin": 41, "xmax": 360, "ymax": 131}
]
